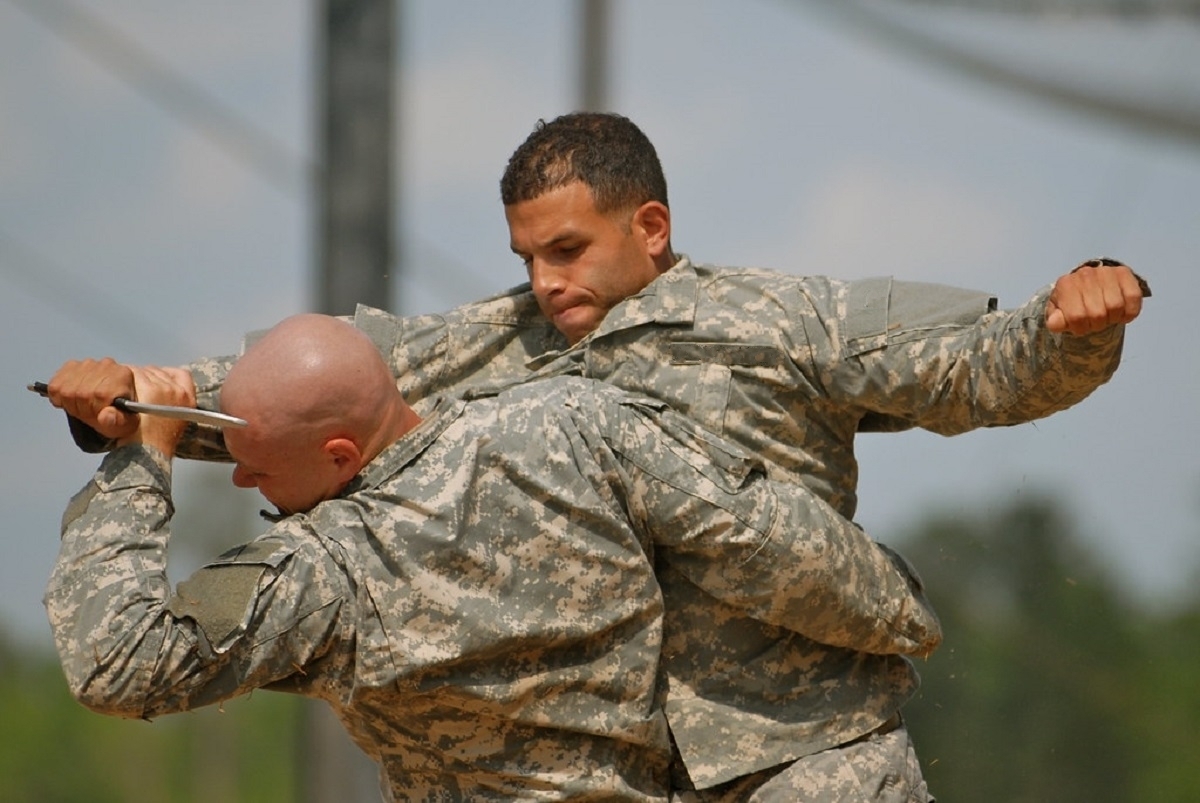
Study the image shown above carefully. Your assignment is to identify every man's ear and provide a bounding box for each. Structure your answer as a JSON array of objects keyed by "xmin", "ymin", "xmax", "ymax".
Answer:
[
  {"xmin": 634, "ymin": 201, "xmax": 671, "ymax": 259},
  {"xmin": 324, "ymin": 438, "xmax": 364, "ymax": 485}
]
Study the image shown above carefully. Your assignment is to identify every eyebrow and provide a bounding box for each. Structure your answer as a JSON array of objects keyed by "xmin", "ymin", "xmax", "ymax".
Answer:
[
  {"xmin": 512, "ymin": 228, "xmax": 585, "ymax": 255},
  {"xmin": 225, "ymin": 446, "xmax": 262, "ymax": 475}
]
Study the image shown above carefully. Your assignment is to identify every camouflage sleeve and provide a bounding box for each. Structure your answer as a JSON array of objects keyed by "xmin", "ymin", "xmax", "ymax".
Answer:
[
  {"xmin": 355, "ymin": 290, "xmax": 562, "ymax": 410},
  {"xmin": 176, "ymin": 353, "xmax": 242, "ymax": 460},
  {"xmin": 814, "ymin": 278, "xmax": 1124, "ymax": 435},
  {"xmin": 44, "ymin": 445, "xmax": 349, "ymax": 720},
  {"xmin": 594, "ymin": 392, "xmax": 942, "ymax": 657}
]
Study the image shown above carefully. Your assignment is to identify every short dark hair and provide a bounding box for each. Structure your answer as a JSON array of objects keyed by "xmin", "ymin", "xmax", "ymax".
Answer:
[{"xmin": 500, "ymin": 112, "xmax": 669, "ymax": 214}]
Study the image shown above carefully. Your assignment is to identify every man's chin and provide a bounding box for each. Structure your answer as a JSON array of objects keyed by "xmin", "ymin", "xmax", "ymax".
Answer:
[{"xmin": 553, "ymin": 306, "xmax": 600, "ymax": 343}]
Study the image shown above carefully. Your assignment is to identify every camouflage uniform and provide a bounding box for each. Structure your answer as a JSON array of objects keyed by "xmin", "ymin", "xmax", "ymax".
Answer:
[
  {"xmin": 69, "ymin": 257, "xmax": 1127, "ymax": 800},
  {"xmin": 47, "ymin": 377, "xmax": 940, "ymax": 802}
]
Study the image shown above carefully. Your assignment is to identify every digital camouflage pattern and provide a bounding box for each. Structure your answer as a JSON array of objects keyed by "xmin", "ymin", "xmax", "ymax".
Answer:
[
  {"xmin": 64, "ymin": 256, "xmax": 1128, "ymax": 796},
  {"xmin": 345, "ymin": 258, "xmax": 1123, "ymax": 790},
  {"xmin": 47, "ymin": 376, "xmax": 941, "ymax": 801},
  {"xmin": 670, "ymin": 714, "xmax": 925, "ymax": 803}
]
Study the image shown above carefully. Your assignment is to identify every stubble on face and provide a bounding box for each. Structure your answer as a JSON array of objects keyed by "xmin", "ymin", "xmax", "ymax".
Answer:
[{"xmin": 506, "ymin": 182, "xmax": 662, "ymax": 344}]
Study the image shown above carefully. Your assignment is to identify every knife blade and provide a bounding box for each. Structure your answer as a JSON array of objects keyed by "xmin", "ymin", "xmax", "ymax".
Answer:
[{"xmin": 27, "ymin": 381, "xmax": 247, "ymax": 429}]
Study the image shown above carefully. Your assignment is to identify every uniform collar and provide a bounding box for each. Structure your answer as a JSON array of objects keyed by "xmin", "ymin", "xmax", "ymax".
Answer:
[
  {"xmin": 587, "ymin": 255, "xmax": 699, "ymax": 340},
  {"xmin": 340, "ymin": 396, "xmax": 468, "ymax": 496},
  {"xmin": 258, "ymin": 398, "xmax": 467, "ymax": 523}
]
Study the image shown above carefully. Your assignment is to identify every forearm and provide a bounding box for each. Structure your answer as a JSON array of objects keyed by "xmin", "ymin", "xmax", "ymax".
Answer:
[
  {"xmin": 932, "ymin": 288, "xmax": 1124, "ymax": 431},
  {"xmin": 647, "ymin": 475, "xmax": 941, "ymax": 656},
  {"xmin": 46, "ymin": 445, "xmax": 203, "ymax": 717},
  {"xmin": 175, "ymin": 354, "xmax": 238, "ymax": 460},
  {"xmin": 45, "ymin": 447, "xmax": 340, "ymax": 718},
  {"xmin": 840, "ymin": 285, "xmax": 1124, "ymax": 434}
]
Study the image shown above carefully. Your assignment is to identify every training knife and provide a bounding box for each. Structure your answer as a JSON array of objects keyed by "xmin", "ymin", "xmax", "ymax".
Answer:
[{"xmin": 27, "ymin": 381, "xmax": 247, "ymax": 429}]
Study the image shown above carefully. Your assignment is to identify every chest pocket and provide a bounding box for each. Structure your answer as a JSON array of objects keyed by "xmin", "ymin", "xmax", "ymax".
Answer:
[{"xmin": 663, "ymin": 342, "xmax": 788, "ymax": 436}]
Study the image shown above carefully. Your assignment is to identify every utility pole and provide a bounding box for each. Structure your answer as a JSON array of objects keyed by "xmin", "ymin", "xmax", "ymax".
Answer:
[
  {"xmin": 316, "ymin": 0, "xmax": 396, "ymax": 315},
  {"xmin": 579, "ymin": 0, "xmax": 610, "ymax": 111},
  {"xmin": 305, "ymin": 0, "xmax": 396, "ymax": 801}
]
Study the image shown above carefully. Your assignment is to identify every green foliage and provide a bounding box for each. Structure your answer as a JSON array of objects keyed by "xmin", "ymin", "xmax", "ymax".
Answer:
[
  {"xmin": 1125, "ymin": 605, "xmax": 1200, "ymax": 803},
  {"xmin": 0, "ymin": 645, "xmax": 301, "ymax": 803},
  {"xmin": 900, "ymin": 495, "xmax": 1200, "ymax": 802}
]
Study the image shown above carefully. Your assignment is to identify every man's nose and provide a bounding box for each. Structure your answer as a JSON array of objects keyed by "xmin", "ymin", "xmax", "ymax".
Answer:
[
  {"xmin": 231, "ymin": 465, "xmax": 257, "ymax": 489},
  {"xmin": 529, "ymin": 261, "xmax": 565, "ymax": 297}
]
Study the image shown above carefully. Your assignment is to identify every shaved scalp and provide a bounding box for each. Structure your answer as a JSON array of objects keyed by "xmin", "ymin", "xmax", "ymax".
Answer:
[{"xmin": 224, "ymin": 314, "xmax": 402, "ymax": 454}]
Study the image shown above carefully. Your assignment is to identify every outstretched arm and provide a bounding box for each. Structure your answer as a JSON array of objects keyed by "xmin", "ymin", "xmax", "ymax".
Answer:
[
  {"xmin": 57, "ymin": 289, "xmax": 552, "ymax": 460},
  {"xmin": 826, "ymin": 258, "xmax": 1148, "ymax": 435}
]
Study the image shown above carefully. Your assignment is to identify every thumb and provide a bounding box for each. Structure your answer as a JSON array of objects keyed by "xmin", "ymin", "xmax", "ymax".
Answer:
[
  {"xmin": 95, "ymin": 405, "xmax": 139, "ymax": 439},
  {"xmin": 1045, "ymin": 302, "xmax": 1067, "ymax": 334}
]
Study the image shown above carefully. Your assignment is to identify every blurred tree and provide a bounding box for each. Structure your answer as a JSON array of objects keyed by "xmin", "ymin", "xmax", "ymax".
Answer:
[
  {"xmin": 1125, "ymin": 569, "xmax": 1200, "ymax": 801},
  {"xmin": 899, "ymin": 494, "xmax": 1200, "ymax": 802},
  {"xmin": 0, "ymin": 640, "xmax": 302, "ymax": 802}
]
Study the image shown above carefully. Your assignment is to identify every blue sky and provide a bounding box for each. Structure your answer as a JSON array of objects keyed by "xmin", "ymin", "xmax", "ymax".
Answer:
[{"xmin": 2, "ymin": 0, "xmax": 1198, "ymax": 648}]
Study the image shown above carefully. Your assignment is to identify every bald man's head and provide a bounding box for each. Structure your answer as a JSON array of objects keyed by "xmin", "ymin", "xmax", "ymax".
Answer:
[{"xmin": 221, "ymin": 314, "xmax": 419, "ymax": 514}]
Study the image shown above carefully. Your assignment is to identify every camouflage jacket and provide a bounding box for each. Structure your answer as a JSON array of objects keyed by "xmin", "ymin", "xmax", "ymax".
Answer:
[
  {"xmin": 79, "ymin": 257, "xmax": 1126, "ymax": 789},
  {"xmin": 47, "ymin": 377, "xmax": 940, "ymax": 801}
]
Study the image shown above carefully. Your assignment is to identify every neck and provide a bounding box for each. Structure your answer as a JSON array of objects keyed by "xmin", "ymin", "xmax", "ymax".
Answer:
[
  {"xmin": 361, "ymin": 401, "xmax": 423, "ymax": 466},
  {"xmin": 656, "ymin": 248, "xmax": 679, "ymax": 273}
]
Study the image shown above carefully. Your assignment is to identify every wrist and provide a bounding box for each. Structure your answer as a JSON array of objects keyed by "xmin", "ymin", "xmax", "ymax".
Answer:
[{"xmin": 115, "ymin": 428, "xmax": 181, "ymax": 459}]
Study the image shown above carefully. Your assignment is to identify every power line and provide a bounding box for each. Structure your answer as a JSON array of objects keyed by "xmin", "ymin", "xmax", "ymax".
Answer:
[
  {"xmin": 790, "ymin": 0, "xmax": 1200, "ymax": 149},
  {"xmin": 3, "ymin": 0, "xmax": 490, "ymax": 324},
  {"xmin": 0, "ymin": 229, "xmax": 195, "ymax": 357},
  {"xmin": 885, "ymin": 0, "xmax": 1200, "ymax": 15},
  {"xmin": 4, "ymin": 0, "xmax": 313, "ymax": 198}
]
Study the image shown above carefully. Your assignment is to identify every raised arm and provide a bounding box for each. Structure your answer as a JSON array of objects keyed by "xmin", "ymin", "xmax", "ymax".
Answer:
[
  {"xmin": 62, "ymin": 288, "xmax": 556, "ymax": 460},
  {"xmin": 44, "ymin": 365, "xmax": 347, "ymax": 719}
]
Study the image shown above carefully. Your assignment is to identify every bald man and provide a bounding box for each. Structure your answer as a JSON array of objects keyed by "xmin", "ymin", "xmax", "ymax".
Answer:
[
  {"xmin": 44, "ymin": 314, "xmax": 939, "ymax": 801},
  {"xmin": 219, "ymin": 315, "xmax": 422, "ymax": 515}
]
